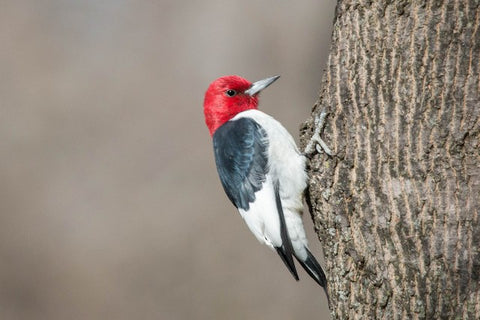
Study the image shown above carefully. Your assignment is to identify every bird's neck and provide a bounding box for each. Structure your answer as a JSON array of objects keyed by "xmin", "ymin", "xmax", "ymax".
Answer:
[{"xmin": 205, "ymin": 104, "xmax": 257, "ymax": 136}]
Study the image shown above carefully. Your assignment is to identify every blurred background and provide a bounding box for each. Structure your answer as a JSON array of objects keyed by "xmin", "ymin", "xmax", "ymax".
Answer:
[{"xmin": 0, "ymin": 1, "xmax": 335, "ymax": 319}]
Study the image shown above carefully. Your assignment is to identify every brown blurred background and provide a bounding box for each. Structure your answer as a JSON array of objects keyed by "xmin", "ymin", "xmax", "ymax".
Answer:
[{"xmin": 0, "ymin": 1, "xmax": 335, "ymax": 319}]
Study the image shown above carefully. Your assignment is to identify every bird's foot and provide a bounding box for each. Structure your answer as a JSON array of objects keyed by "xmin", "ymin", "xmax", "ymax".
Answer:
[{"xmin": 304, "ymin": 108, "xmax": 333, "ymax": 157}]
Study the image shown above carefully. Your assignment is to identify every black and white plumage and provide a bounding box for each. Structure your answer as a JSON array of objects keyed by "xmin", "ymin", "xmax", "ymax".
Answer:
[
  {"xmin": 213, "ymin": 117, "xmax": 268, "ymax": 211},
  {"xmin": 204, "ymin": 75, "xmax": 327, "ymax": 293},
  {"xmin": 213, "ymin": 110, "xmax": 326, "ymax": 288}
]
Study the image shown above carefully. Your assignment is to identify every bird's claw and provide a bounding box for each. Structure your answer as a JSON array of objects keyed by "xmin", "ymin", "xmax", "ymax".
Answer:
[{"xmin": 304, "ymin": 108, "xmax": 333, "ymax": 157}]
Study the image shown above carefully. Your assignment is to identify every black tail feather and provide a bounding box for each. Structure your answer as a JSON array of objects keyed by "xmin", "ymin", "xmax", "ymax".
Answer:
[
  {"xmin": 297, "ymin": 248, "xmax": 328, "ymax": 298},
  {"xmin": 273, "ymin": 181, "xmax": 298, "ymax": 281},
  {"xmin": 272, "ymin": 180, "xmax": 328, "ymax": 298},
  {"xmin": 275, "ymin": 246, "xmax": 299, "ymax": 280}
]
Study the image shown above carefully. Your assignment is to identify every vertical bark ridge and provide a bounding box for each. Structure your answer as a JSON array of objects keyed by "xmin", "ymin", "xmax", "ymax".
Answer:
[
  {"xmin": 360, "ymin": 6, "xmax": 388, "ymax": 315},
  {"xmin": 438, "ymin": 2, "xmax": 457, "ymax": 317},
  {"xmin": 465, "ymin": 7, "xmax": 480, "ymax": 319},
  {"xmin": 300, "ymin": 1, "xmax": 480, "ymax": 318},
  {"xmin": 407, "ymin": 5, "xmax": 429, "ymax": 301},
  {"xmin": 448, "ymin": 1, "xmax": 466, "ymax": 313},
  {"xmin": 376, "ymin": 10, "xmax": 396, "ymax": 316}
]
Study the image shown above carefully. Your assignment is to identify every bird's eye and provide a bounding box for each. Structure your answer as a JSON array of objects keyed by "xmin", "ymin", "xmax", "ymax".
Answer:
[{"xmin": 225, "ymin": 89, "xmax": 237, "ymax": 97}]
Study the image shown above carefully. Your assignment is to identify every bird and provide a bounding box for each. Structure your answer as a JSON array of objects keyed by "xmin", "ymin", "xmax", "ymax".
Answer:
[{"xmin": 203, "ymin": 74, "xmax": 328, "ymax": 293}]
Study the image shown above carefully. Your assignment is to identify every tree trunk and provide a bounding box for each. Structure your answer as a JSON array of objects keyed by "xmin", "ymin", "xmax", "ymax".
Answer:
[{"xmin": 300, "ymin": 1, "xmax": 480, "ymax": 319}]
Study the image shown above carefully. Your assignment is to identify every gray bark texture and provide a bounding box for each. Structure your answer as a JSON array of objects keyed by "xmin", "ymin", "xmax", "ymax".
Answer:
[{"xmin": 300, "ymin": 1, "xmax": 480, "ymax": 319}]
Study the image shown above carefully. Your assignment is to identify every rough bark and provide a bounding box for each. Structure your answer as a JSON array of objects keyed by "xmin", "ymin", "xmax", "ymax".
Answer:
[{"xmin": 300, "ymin": 1, "xmax": 480, "ymax": 319}]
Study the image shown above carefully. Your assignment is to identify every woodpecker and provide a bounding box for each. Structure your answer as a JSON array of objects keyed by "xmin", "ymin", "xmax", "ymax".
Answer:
[{"xmin": 204, "ymin": 75, "xmax": 328, "ymax": 292}]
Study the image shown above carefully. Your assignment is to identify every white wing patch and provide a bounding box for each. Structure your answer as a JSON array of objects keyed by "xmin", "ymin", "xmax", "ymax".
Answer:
[{"xmin": 238, "ymin": 176, "xmax": 281, "ymax": 249}]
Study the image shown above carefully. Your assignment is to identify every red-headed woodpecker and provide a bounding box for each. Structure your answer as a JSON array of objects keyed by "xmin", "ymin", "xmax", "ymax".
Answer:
[{"xmin": 204, "ymin": 75, "xmax": 327, "ymax": 292}]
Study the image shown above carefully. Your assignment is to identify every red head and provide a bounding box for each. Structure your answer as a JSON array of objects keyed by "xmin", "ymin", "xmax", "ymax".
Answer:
[{"xmin": 203, "ymin": 75, "xmax": 280, "ymax": 136}]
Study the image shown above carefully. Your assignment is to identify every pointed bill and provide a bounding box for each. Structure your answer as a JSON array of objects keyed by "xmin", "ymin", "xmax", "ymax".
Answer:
[{"xmin": 245, "ymin": 75, "xmax": 280, "ymax": 96}]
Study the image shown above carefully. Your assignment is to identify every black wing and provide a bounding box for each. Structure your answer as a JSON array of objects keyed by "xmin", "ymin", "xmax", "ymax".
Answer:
[{"xmin": 213, "ymin": 117, "xmax": 269, "ymax": 211}]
